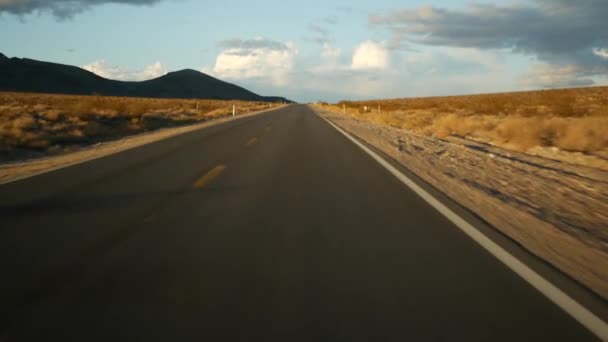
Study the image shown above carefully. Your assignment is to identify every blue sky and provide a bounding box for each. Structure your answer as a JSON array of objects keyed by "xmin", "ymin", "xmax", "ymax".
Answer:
[{"xmin": 1, "ymin": 0, "xmax": 607, "ymax": 102}]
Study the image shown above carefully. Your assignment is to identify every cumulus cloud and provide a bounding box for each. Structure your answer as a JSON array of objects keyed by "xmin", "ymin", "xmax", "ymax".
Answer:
[
  {"xmin": 207, "ymin": 38, "xmax": 297, "ymax": 86},
  {"xmin": 0, "ymin": 0, "xmax": 165, "ymax": 18},
  {"xmin": 82, "ymin": 60, "xmax": 167, "ymax": 81},
  {"xmin": 371, "ymin": 0, "xmax": 608, "ymax": 87},
  {"xmin": 351, "ymin": 41, "xmax": 388, "ymax": 70}
]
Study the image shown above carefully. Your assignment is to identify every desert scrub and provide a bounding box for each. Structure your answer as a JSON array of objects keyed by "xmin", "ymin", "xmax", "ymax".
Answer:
[
  {"xmin": 0, "ymin": 92, "xmax": 279, "ymax": 161},
  {"xmin": 320, "ymin": 86, "xmax": 608, "ymax": 154}
]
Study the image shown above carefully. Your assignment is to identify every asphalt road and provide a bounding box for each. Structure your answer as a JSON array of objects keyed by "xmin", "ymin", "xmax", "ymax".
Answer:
[{"xmin": 0, "ymin": 105, "xmax": 599, "ymax": 341}]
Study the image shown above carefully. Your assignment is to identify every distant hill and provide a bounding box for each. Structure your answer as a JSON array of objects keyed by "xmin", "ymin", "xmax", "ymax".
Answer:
[{"xmin": 0, "ymin": 53, "xmax": 291, "ymax": 103}]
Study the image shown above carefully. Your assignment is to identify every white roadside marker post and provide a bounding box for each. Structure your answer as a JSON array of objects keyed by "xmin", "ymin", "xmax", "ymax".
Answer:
[
  {"xmin": 232, "ymin": 105, "xmax": 236, "ymax": 117},
  {"xmin": 343, "ymin": 104, "xmax": 346, "ymax": 114}
]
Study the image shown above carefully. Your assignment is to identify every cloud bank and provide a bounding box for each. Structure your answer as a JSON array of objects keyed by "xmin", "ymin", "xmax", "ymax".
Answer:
[
  {"xmin": 0, "ymin": 0, "xmax": 165, "ymax": 18},
  {"xmin": 371, "ymin": 0, "xmax": 608, "ymax": 87},
  {"xmin": 207, "ymin": 38, "xmax": 297, "ymax": 86}
]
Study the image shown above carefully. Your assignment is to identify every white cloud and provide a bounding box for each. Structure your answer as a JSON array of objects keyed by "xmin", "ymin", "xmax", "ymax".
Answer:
[
  {"xmin": 593, "ymin": 47, "xmax": 608, "ymax": 59},
  {"xmin": 202, "ymin": 40, "xmax": 516, "ymax": 103},
  {"xmin": 351, "ymin": 41, "xmax": 389, "ymax": 70},
  {"xmin": 140, "ymin": 62, "xmax": 167, "ymax": 80},
  {"xmin": 207, "ymin": 38, "xmax": 297, "ymax": 86},
  {"xmin": 82, "ymin": 60, "xmax": 167, "ymax": 81}
]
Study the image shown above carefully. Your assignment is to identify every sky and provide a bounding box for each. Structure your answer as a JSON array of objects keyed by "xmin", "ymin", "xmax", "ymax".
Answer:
[{"xmin": 1, "ymin": 0, "xmax": 607, "ymax": 102}]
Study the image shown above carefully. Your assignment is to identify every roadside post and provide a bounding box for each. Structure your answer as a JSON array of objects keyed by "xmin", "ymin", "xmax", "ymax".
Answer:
[{"xmin": 232, "ymin": 105, "xmax": 236, "ymax": 117}]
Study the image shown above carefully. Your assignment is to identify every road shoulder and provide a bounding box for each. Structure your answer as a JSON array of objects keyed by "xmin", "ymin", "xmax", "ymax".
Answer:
[{"xmin": 313, "ymin": 106, "xmax": 608, "ymax": 338}]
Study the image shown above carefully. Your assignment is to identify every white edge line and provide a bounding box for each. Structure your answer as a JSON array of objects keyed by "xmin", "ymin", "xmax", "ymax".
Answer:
[
  {"xmin": 320, "ymin": 114, "xmax": 608, "ymax": 340},
  {"xmin": 0, "ymin": 106, "xmax": 284, "ymax": 186}
]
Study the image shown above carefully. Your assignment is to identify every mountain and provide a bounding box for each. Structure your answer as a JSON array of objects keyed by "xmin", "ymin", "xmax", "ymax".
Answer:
[{"xmin": 0, "ymin": 54, "xmax": 291, "ymax": 103}]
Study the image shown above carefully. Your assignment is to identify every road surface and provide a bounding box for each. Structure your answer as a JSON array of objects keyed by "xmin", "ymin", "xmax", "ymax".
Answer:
[{"xmin": 0, "ymin": 105, "xmax": 600, "ymax": 341}]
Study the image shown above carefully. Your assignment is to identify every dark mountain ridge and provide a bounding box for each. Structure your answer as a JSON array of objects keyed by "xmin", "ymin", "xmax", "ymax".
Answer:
[{"xmin": 0, "ymin": 54, "xmax": 291, "ymax": 102}]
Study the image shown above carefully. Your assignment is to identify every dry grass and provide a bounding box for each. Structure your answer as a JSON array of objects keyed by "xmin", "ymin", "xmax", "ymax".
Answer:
[
  {"xmin": 0, "ymin": 92, "xmax": 279, "ymax": 161},
  {"xmin": 317, "ymin": 87, "xmax": 608, "ymax": 154}
]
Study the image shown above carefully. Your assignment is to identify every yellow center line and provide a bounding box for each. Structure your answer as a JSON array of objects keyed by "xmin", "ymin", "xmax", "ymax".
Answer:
[
  {"xmin": 245, "ymin": 137, "xmax": 259, "ymax": 147},
  {"xmin": 192, "ymin": 164, "xmax": 226, "ymax": 189}
]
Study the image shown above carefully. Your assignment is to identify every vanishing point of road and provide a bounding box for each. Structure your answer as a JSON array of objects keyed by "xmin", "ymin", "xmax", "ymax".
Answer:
[{"xmin": 0, "ymin": 105, "xmax": 602, "ymax": 341}]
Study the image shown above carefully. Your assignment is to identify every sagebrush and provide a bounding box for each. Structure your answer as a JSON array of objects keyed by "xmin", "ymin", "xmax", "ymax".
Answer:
[
  {"xmin": 318, "ymin": 87, "xmax": 608, "ymax": 154},
  {"xmin": 0, "ymin": 92, "xmax": 278, "ymax": 160}
]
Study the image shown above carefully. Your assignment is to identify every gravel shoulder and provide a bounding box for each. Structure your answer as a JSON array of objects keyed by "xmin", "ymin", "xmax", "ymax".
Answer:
[{"xmin": 315, "ymin": 108, "xmax": 608, "ymax": 301}]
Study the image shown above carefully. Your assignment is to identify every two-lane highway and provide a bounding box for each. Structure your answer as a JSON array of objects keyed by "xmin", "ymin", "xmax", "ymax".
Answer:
[{"xmin": 0, "ymin": 105, "xmax": 600, "ymax": 340}]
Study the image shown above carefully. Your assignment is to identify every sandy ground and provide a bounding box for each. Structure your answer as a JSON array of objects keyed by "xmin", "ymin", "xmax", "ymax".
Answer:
[
  {"xmin": 0, "ymin": 107, "xmax": 282, "ymax": 185},
  {"xmin": 315, "ymin": 109, "xmax": 608, "ymax": 301}
]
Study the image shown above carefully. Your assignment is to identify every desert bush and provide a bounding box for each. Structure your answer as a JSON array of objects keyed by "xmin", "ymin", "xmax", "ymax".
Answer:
[
  {"xmin": 552, "ymin": 117, "xmax": 608, "ymax": 152},
  {"xmin": 12, "ymin": 115, "xmax": 37, "ymax": 130},
  {"xmin": 0, "ymin": 92, "xmax": 279, "ymax": 159},
  {"xmin": 320, "ymin": 86, "xmax": 608, "ymax": 154}
]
